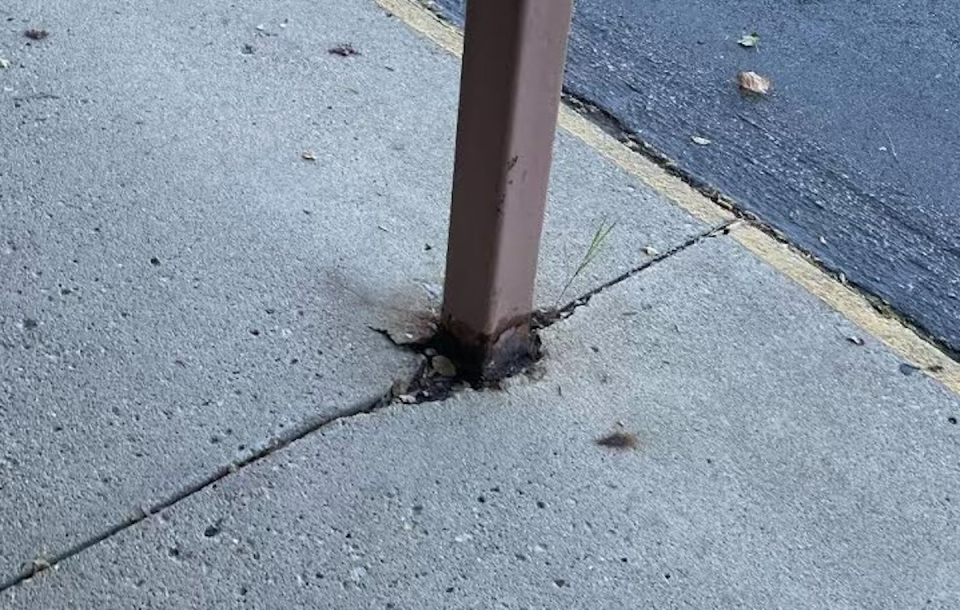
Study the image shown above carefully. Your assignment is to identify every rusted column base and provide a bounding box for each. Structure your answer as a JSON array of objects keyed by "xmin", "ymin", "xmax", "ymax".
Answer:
[{"xmin": 436, "ymin": 314, "xmax": 541, "ymax": 383}]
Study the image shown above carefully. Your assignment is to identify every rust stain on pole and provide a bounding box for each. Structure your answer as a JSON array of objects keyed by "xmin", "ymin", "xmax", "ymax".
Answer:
[{"xmin": 440, "ymin": 0, "xmax": 574, "ymax": 381}]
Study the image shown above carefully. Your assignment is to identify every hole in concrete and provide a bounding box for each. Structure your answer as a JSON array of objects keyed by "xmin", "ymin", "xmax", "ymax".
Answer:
[{"xmin": 373, "ymin": 315, "xmax": 545, "ymax": 406}]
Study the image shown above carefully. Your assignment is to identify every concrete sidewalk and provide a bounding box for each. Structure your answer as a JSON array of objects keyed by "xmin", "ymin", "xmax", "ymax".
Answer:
[{"xmin": 2, "ymin": 0, "xmax": 958, "ymax": 607}]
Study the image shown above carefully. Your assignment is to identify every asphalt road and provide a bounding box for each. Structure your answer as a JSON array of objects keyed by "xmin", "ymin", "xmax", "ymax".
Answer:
[{"xmin": 434, "ymin": 0, "xmax": 960, "ymax": 355}]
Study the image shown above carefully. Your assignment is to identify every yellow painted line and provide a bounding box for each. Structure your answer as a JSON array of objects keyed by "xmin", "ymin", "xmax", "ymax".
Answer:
[
  {"xmin": 558, "ymin": 112, "xmax": 733, "ymax": 226},
  {"xmin": 376, "ymin": 0, "xmax": 960, "ymax": 396},
  {"xmin": 732, "ymin": 224, "xmax": 960, "ymax": 393}
]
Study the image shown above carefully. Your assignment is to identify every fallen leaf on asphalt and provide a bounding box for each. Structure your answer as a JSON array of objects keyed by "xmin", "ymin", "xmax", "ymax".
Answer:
[
  {"xmin": 24, "ymin": 29, "xmax": 49, "ymax": 40},
  {"xmin": 642, "ymin": 245, "xmax": 659, "ymax": 256},
  {"xmin": 329, "ymin": 43, "xmax": 360, "ymax": 57},
  {"xmin": 0, "ymin": 58, "xmax": 10, "ymax": 69},
  {"xmin": 738, "ymin": 71, "xmax": 771, "ymax": 95},
  {"xmin": 738, "ymin": 32, "xmax": 760, "ymax": 48},
  {"xmin": 431, "ymin": 355, "xmax": 457, "ymax": 377},
  {"xmin": 301, "ymin": 151, "xmax": 316, "ymax": 161},
  {"xmin": 846, "ymin": 335, "xmax": 864, "ymax": 346},
  {"xmin": 595, "ymin": 431, "xmax": 637, "ymax": 450},
  {"xmin": 691, "ymin": 135, "xmax": 712, "ymax": 146}
]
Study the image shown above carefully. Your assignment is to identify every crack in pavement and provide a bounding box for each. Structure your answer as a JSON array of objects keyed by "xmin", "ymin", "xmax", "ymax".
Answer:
[
  {"xmin": 370, "ymin": 220, "xmax": 739, "ymax": 405},
  {"xmin": 0, "ymin": 392, "xmax": 396, "ymax": 593},
  {"xmin": 535, "ymin": 219, "xmax": 740, "ymax": 329},
  {"xmin": 0, "ymin": 222, "xmax": 734, "ymax": 593}
]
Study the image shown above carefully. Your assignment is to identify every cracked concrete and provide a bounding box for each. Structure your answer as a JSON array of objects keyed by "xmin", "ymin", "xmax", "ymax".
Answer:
[
  {"xmin": 4, "ymin": 235, "xmax": 958, "ymax": 608},
  {"xmin": 0, "ymin": 0, "xmax": 710, "ymax": 584},
  {"xmin": 0, "ymin": 213, "xmax": 732, "ymax": 591},
  {"xmin": 541, "ymin": 220, "xmax": 739, "ymax": 326},
  {"xmin": 3, "ymin": 0, "xmax": 959, "ymax": 604}
]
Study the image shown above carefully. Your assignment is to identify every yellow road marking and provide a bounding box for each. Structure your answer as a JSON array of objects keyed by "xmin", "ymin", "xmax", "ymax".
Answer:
[{"xmin": 375, "ymin": 0, "xmax": 960, "ymax": 396}]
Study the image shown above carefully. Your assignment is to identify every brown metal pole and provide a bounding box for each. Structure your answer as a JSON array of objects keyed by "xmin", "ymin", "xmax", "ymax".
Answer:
[{"xmin": 440, "ymin": 0, "xmax": 574, "ymax": 381}]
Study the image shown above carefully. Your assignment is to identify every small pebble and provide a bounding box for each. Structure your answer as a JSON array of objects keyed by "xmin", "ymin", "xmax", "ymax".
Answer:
[{"xmin": 431, "ymin": 355, "xmax": 457, "ymax": 377}]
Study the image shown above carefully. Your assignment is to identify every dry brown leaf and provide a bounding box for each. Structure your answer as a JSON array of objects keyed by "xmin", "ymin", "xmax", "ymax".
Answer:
[
  {"xmin": 738, "ymin": 71, "xmax": 772, "ymax": 95},
  {"xmin": 328, "ymin": 43, "xmax": 360, "ymax": 57},
  {"xmin": 595, "ymin": 431, "xmax": 637, "ymax": 450}
]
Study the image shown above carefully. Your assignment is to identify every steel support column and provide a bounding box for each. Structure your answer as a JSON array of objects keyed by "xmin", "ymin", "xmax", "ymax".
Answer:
[{"xmin": 440, "ymin": 0, "xmax": 574, "ymax": 380}]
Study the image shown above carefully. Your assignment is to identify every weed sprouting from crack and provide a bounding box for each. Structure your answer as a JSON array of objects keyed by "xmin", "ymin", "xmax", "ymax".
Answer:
[
  {"xmin": 0, "ymin": 221, "xmax": 739, "ymax": 594},
  {"xmin": 372, "ymin": 221, "xmax": 736, "ymax": 408},
  {"xmin": 555, "ymin": 218, "xmax": 617, "ymax": 308},
  {"xmin": 534, "ymin": 220, "xmax": 738, "ymax": 329}
]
